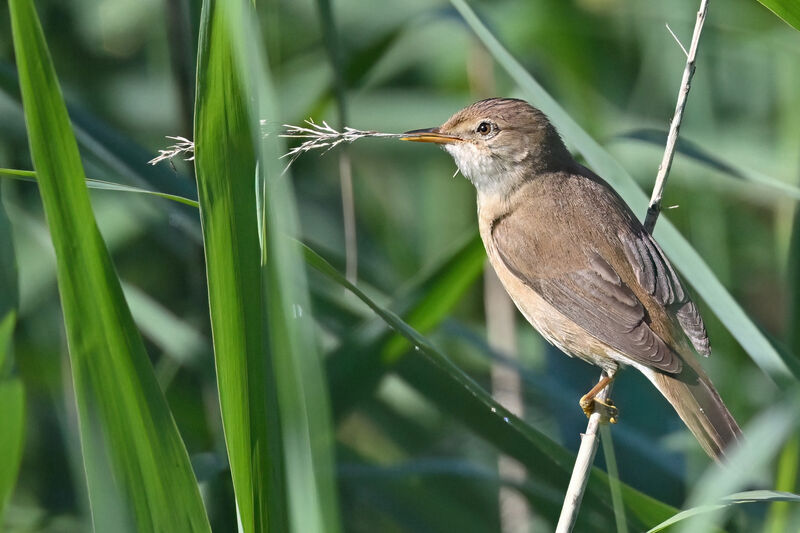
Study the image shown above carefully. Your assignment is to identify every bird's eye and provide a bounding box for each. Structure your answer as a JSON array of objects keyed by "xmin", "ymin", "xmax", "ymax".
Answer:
[{"xmin": 476, "ymin": 121, "xmax": 493, "ymax": 135}]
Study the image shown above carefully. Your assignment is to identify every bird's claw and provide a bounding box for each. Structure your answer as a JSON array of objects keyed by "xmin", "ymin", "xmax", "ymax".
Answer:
[{"xmin": 579, "ymin": 396, "xmax": 618, "ymax": 424}]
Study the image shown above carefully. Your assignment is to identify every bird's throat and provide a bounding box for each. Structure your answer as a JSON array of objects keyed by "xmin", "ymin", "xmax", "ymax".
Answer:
[{"xmin": 445, "ymin": 142, "xmax": 529, "ymax": 198}]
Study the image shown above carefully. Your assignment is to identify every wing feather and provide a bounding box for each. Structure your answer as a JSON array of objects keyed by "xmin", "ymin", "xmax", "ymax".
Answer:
[
  {"xmin": 620, "ymin": 230, "xmax": 710, "ymax": 356},
  {"xmin": 493, "ymin": 216, "xmax": 682, "ymax": 373},
  {"xmin": 488, "ymin": 171, "xmax": 711, "ymax": 369}
]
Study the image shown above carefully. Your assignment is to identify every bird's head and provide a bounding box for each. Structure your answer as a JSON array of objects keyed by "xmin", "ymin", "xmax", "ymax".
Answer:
[{"xmin": 401, "ymin": 98, "xmax": 571, "ymax": 196}]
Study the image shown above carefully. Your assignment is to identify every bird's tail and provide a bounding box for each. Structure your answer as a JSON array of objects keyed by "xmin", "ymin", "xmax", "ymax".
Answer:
[{"xmin": 649, "ymin": 365, "xmax": 742, "ymax": 461}]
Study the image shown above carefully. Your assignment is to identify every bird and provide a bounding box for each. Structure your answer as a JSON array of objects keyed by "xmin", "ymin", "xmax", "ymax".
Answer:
[{"xmin": 401, "ymin": 97, "xmax": 742, "ymax": 461}]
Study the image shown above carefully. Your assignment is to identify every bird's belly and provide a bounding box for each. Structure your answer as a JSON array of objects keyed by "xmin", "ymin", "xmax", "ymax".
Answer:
[{"xmin": 480, "ymin": 228, "xmax": 624, "ymax": 372}]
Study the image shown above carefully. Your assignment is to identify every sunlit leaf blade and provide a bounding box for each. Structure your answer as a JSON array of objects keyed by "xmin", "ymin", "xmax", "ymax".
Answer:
[
  {"xmin": 253, "ymin": 16, "xmax": 342, "ymax": 533},
  {"xmin": 450, "ymin": 0, "xmax": 796, "ymax": 382},
  {"xmin": 193, "ymin": 1, "xmax": 285, "ymax": 532},
  {"xmin": 648, "ymin": 491, "xmax": 800, "ymax": 533},
  {"xmin": 0, "ymin": 312, "xmax": 23, "ymax": 523},
  {"xmin": 0, "ymin": 379, "xmax": 24, "ymax": 523},
  {"xmin": 195, "ymin": 0, "xmax": 342, "ymax": 528},
  {"xmin": 304, "ymin": 244, "xmax": 677, "ymax": 530},
  {"xmin": 8, "ymin": 1, "xmax": 210, "ymax": 531},
  {"xmin": 0, "ymin": 180, "xmax": 24, "ymax": 524},
  {"xmin": 755, "ymin": 0, "xmax": 800, "ymax": 32}
]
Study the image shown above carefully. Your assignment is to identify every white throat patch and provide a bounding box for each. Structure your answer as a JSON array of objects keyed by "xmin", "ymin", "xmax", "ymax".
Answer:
[{"xmin": 444, "ymin": 142, "xmax": 521, "ymax": 196}]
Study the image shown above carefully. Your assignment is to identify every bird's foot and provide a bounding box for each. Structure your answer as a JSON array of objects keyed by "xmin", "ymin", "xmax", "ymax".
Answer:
[{"xmin": 579, "ymin": 395, "xmax": 618, "ymax": 424}]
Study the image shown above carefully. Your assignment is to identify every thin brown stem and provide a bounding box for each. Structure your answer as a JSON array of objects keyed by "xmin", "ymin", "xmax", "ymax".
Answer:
[
  {"xmin": 556, "ymin": 374, "xmax": 613, "ymax": 533},
  {"xmin": 644, "ymin": 0, "xmax": 709, "ymax": 234},
  {"xmin": 279, "ymin": 120, "xmax": 402, "ymax": 168},
  {"xmin": 339, "ymin": 152, "xmax": 358, "ymax": 283}
]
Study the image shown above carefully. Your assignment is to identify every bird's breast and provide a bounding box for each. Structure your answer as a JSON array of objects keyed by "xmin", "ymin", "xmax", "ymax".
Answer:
[{"xmin": 477, "ymin": 201, "xmax": 623, "ymax": 372}]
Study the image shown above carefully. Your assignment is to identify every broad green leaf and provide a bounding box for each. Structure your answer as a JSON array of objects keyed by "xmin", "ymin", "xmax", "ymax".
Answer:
[
  {"xmin": 0, "ymin": 379, "xmax": 24, "ymax": 523},
  {"xmin": 196, "ymin": 1, "xmax": 342, "ymax": 532},
  {"xmin": 649, "ymin": 490, "xmax": 800, "ymax": 533},
  {"xmin": 756, "ymin": 0, "xmax": 800, "ymax": 32},
  {"xmin": 304, "ymin": 244, "xmax": 677, "ymax": 530},
  {"xmin": 254, "ymin": 17, "xmax": 343, "ymax": 533},
  {"xmin": 194, "ymin": 1, "xmax": 284, "ymax": 531},
  {"xmin": 450, "ymin": 0, "xmax": 796, "ymax": 383},
  {"xmin": 0, "ymin": 312, "xmax": 23, "ymax": 524},
  {"xmin": 0, "ymin": 175, "xmax": 24, "ymax": 525},
  {"xmin": 8, "ymin": 1, "xmax": 210, "ymax": 531}
]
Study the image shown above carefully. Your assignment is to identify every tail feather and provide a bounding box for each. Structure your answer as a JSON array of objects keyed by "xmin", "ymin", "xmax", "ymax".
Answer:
[{"xmin": 647, "ymin": 365, "xmax": 742, "ymax": 461}]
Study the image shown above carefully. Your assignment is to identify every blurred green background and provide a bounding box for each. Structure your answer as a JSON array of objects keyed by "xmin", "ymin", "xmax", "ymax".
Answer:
[{"xmin": 1, "ymin": 0, "xmax": 800, "ymax": 531}]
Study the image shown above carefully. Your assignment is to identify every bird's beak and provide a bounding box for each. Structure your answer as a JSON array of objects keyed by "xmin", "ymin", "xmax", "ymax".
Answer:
[{"xmin": 400, "ymin": 127, "xmax": 460, "ymax": 144}]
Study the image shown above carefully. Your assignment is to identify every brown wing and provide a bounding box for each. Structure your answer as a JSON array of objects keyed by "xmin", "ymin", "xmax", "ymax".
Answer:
[
  {"xmin": 493, "ymin": 217, "xmax": 681, "ymax": 372},
  {"xmin": 618, "ymin": 229, "xmax": 711, "ymax": 356},
  {"xmin": 488, "ymin": 170, "xmax": 719, "ymax": 372}
]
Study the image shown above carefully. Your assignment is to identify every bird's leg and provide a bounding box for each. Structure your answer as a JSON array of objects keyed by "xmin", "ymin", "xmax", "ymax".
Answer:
[{"xmin": 579, "ymin": 371, "xmax": 618, "ymax": 424}]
